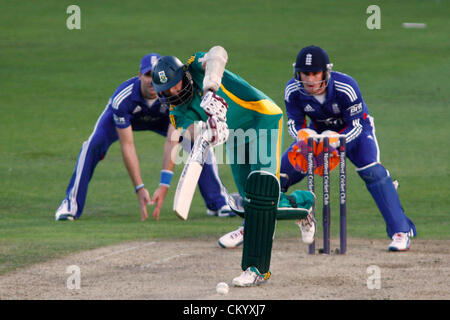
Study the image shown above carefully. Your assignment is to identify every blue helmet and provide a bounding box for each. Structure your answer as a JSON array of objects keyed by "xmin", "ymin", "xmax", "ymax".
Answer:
[
  {"xmin": 293, "ymin": 46, "xmax": 333, "ymax": 95},
  {"xmin": 151, "ymin": 55, "xmax": 194, "ymax": 106}
]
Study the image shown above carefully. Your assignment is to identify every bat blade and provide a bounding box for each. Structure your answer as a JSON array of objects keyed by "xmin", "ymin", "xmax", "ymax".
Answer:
[
  {"xmin": 173, "ymin": 134, "xmax": 210, "ymax": 220},
  {"xmin": 173, "ymin": 161, "xmax": 203, "ymax": 220}
]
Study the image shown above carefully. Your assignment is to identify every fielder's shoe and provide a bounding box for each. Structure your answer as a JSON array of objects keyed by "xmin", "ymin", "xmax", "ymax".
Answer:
[
  {"xmin": 388, "ymin": 232, "xmax": 411, "ymax": 251},
  {"xmin": 207, "ymin": 205, "xmax": 236, "ymax": 217},
  {"xmin": 218, "ymin": 226, "xmax": 244, "ymax": 248},
  {"xmin": 232, "ymin": 266, "xmax": 271, "ymax": 287},
  {"xmin": 55, "ymin": 199, "xmax": 76, "ymax": 221},
  {"xmin": 296, "ymin": 211, "xmax": 316, "ymax": 244}
]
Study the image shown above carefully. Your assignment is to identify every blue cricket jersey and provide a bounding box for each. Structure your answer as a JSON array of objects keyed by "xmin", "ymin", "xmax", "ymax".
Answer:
[
  {"xmin": 108, "ymin": 77, "xmax": 169, "ymax": 133},
  {"xmin": 284, "ymin": 71, "xmax": 370, "ymax": 144}
]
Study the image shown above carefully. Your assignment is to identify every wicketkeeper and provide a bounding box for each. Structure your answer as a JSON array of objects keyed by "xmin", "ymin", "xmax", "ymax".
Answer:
[{"xmin": 281, "ymin": 45, "xmax": 417, "ymax": 251}]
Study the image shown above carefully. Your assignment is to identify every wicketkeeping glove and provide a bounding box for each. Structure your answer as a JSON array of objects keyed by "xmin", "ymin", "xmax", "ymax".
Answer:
[
  {"xmin": 318, "ymin": 130, "xmax": 340, "ymax": 149},
  {"xmin": 288, "ymin": 129, "xmax": 340, "ymax": 176},
  {"xmin": 200, "ymin": 90, "xmax": 228, "ymax": 121},
  {"xmin": 288, "ymin": 139, "xmax": 313, "ymax": 174},
  {"xmin": 314, "ymin": 142, "xmax": 340, "ymax": 176},
  {"xmin": 202, "ymin": 115, "xmax": 229, "ymax": 147}
]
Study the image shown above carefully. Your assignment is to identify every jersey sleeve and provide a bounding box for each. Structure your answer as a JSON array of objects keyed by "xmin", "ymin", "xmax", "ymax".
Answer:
[
  {"xmin": 284, "ymin": 80, "xmax": 306, "ymax": 140},
  {"xmin": 169, "ymin": 102, "xmax": 207, "ymax": 132},
  {"xmin": 169, "ymin": 111, "xmax": 193, "ymax": 131},
  {"xmin": 186, "ymin": 52, "xmax": 206, "ymax": 88},
  {"xmin": 335, "ymin": 76, "xmax": 368, "ymax": 143},
  {"xmin": 111, "ymin": 97, "xmax": 133, "ymax": 129},
  {"xmin": 339, "ymin": 77, "xmax": 365, "ymax": 122}
]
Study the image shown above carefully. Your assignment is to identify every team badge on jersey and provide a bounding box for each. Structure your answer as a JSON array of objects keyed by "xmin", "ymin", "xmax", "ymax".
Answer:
[
  {"xmin": 158, "ymin": 71, "xmax": 168, "ymax": 83},
  {"xmin": 332, "ymin": 103, "xmax": 340, "ymax": 114}
]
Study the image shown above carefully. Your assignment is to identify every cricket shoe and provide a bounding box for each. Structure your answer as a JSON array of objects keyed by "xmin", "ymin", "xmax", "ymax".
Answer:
[
  {"xmin": 207, "ymin": 205, "xmax": 236, "ymax": 217},
  {"xmin": 296, "ymin": 211, "xmax": 316, "ymax": 244},
  {"xmin": 218, "ymin": 226, "xmax": 244, "ymax": 248},
  {"xmin": 232, "ymin": 266, "xmax": 271, "ymax": 287},
  {"xmin": 55, "ymin": 199, "xmax": 76, "ymax": 221},
  {"xmin": 388, "ymin": 232, "xmax": 411, "ymax": 251}
]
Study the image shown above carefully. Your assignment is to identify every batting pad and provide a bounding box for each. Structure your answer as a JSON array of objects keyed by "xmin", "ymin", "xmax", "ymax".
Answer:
[{"xmin": 242, "ymin": 171, "xmax": 280, "ymax": 274}]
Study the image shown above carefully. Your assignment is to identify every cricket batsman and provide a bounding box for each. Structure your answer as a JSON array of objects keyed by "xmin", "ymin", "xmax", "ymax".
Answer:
[
  {"xmin": 281, "ymin": 45, "xmax": 416, "ymax": 251},
  {"xmin": 151, "ymin": 46, "xmax": 314, "ymax": 286}
]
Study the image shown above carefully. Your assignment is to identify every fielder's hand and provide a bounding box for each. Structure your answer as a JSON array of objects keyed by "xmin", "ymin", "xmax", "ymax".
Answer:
[
  {"xmin": 149, "ymin": 185, "xmax": 168, "ymax": 221},
  {"xmin": 203, "ymin": 115, "xmax": 229, "ymax": 147},
  {"xmin": 136, "ymin": 187, "xmax": 152, "ymax": 221},
  {"xmin": 200, "ymin": 90, "xmax": 228, "ymax": 121}
]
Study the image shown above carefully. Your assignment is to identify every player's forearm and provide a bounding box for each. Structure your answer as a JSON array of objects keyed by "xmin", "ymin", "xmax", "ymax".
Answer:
[
  {"xmin": 116, "ymin": 126, "xmax": 144, "ymax": 189},
  {"xmin": 202, "ymin": 46, "xmax": 228, "ymax": 92},
  {"xmin": 162, "ymin": 137, "xmax": 177, "ymax": 172},
  {"xmin": 162, "ymin": 124, "xmax": 180, "ymax": 172},
  {"xmin": 120, "ymin": 141, "xmax": 144, "ymax": 188}
]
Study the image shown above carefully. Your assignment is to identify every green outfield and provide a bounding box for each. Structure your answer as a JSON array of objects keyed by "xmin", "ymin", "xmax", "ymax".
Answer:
[{"xmin": 0, "ymin": 0, "xmax": 448, "ymax": 275}]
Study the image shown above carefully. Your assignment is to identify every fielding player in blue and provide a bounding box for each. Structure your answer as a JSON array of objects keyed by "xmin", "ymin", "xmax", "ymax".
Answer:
[
  {"xmin": 280, "ymin": 45, "xmax": 417, "ymax": 251},
  {"xmin": 55, "ymin": 53, "xmax": 233, "ymax": 221}
]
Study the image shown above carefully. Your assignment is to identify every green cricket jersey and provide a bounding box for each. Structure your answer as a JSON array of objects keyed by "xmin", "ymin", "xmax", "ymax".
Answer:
[
  {"xmin": 169, "ymin": 51, "xmax": 284, "ymax": 193},
  {"xmin": 169, "ymin": 52, "xmax": 283, "ymax": 133}
]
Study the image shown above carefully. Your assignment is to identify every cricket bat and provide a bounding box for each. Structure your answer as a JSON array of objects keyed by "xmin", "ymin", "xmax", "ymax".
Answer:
[{"xmin": 173, "ymin": 133, "xmax": 210, "ymax": 220}]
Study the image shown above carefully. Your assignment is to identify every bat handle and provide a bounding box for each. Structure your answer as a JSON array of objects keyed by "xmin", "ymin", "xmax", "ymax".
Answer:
[{"xmin": 190, "ymin": 135, "xmax": 210, "ymax": 164}]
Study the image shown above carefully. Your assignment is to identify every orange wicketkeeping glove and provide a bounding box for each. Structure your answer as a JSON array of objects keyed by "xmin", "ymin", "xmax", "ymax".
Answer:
[
  {"xmin": 314, "ymin": 141, "xmax": 340, "ymax": 176},
  {"xmin": 288, "ymin": 139, "xmax": 311, "ymax": 174},
  {"xmin": 288, "ymin": 129, "xmax": 340, "ymax": 176},
  {"xmin": 288, "ymin": 129, "xmax": 317, "ymax": 174}
]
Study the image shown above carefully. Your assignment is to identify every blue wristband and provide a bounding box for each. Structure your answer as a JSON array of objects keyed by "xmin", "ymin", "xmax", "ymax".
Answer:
[
  {"xmin": 135, "ymin": 184, "xmax": 145, "ymax": 193},
  {"xmin": 159, "ymin": 170, "xmax": 173, "ymax": 187}
]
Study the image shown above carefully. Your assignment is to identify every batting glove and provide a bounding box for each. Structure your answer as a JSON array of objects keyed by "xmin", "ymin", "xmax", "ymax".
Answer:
[
  {"xmin": 200, "ymin": 90, "xmax": 228, "ymax": 122},
  {"xmin": 203, "ymin": 115, "xmax": 229, "ymax": 147}
]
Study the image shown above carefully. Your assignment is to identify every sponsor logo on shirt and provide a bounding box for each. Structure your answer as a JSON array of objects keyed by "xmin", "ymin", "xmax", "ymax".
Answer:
[
  {"xmin": 137, "ymin": 115, "xmax": 160, "ymax": 122},
  {"xmin": 317, "ymin": 117, "xmax": 345, "ymax": 128},
  {"xmin": 349, "ymin": 103, "xmax": 362, "ymax": 116},
  {"xmin": 113, "ymin": 114, "xmax": 126, "ymax": 125}
]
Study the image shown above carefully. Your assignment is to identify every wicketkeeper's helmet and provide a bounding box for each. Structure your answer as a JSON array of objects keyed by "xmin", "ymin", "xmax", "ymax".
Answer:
[
  {"xmin": 293, "ymin": 46, "xmax": 333, "ymax": 95},
  {"xmin": 151, "ymin": 55, "xmax": 194, "ymax": 106}
]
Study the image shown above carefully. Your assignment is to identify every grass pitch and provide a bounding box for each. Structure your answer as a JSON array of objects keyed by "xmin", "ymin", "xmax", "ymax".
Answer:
[{"xmin": 0, "ymin": 0, "xmax": 449, "ymax": 275}]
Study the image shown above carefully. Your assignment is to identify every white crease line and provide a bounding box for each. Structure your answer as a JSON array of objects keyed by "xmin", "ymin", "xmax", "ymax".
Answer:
[
  {"xmin": 90, "ymin": 242, "xmax": 157, "ymax": 262},
  {"xmin": 141, "ymin": 253, "xmax": 189, "ymax": 269}
]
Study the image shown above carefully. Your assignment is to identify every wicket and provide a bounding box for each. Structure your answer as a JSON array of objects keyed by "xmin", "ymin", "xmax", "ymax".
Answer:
[{"xmin": 307, "ymin": 135, "xmax": 347, "ymax": 255}]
